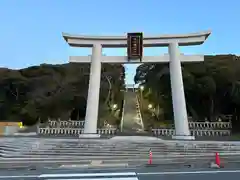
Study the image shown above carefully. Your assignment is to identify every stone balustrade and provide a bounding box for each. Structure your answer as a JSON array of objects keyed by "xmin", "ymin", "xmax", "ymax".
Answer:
[
  {"xmin": 188, "ymin": 122, "xmax": 231, "ymax": 129},
  {"xmin": 42, "ymin": 120, "xmax": 232, "ymax": 137},
  {"xmin": 47, "ymin": 120, "xmax": 85, "ymax": 128},
  {"xmin": 46, "ymin": 120, "xmax": 231, "ymax": 130},
  {"xmin": 38, "ymin": 127, "xmax": 117, "ymax": 136},
  {"xmin": 38, "ymin": 127, "xmax": 230, "ymax": 137},
  {"xmin": 192, "ymin": 129, "xmax": 231, "ymax": 136},
  {"xmin": 152, "ymin": 129, "xmax": 231, "ymax": 137}
]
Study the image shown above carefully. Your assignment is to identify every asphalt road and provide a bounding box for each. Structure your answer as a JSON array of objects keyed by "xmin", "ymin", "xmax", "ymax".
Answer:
[
  {"xmin": 138, "ymin": 170, "xmax": 240, "ymax": 180},
  {"xmin": 1, "ymin": 165, "xmax": 240, "ymax": 179}
]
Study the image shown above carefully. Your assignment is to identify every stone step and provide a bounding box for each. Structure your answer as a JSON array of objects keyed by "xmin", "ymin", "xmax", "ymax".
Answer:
[
  {"xmin": 116, "ymin": 132, "xmax": 151, "ymax": 136},
  {"xmin": 2, "ymin": 144, "xmax": 239, "ymax": 151},
  {"xmin": 0, "ymin": 154, "xmax": 227, "ymax": 160}
]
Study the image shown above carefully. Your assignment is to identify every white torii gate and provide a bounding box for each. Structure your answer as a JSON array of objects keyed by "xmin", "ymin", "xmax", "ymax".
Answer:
[{"xmin": 62, "ymin": 30, "xmax": 211, "ymax": 140}]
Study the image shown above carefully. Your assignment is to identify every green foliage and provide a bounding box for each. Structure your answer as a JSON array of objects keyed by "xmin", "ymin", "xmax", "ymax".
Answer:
[
  {"xmin": 0, "ymin": 63, "xmax": 125, "ymax": 126},
  {"xmin": 134, "ymin": 55, "xmax": 240, "ymax": 132}
]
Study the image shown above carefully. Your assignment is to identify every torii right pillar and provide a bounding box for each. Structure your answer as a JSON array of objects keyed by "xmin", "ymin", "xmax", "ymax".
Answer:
[{"xmin": 168, "ymin": 42, "xmax": 194, "ymax": 140}]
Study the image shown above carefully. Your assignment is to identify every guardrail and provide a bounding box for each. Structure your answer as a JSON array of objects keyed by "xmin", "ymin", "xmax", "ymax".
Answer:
[{"xmin": 152, "ymin": 129, "xmax": 231, "ymax": 136}]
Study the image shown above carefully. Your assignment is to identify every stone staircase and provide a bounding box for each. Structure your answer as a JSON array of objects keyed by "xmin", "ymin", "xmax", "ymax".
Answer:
[
  {"xmin": 121, "ymin": 88, "xmax": 144, "ymax": 134},
  {"xmin": 1, "ymin": 137, "xmax": 240, "ymax": 167}
]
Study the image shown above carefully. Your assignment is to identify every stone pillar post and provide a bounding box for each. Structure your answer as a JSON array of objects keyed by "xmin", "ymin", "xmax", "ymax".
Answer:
[
  {"xmin": 81, "ymin": 43, "xmax": 102, "ymax": 138},
  {"xmin": 168, "ymin": 42, "xmax": 194, "ymax": 140}
]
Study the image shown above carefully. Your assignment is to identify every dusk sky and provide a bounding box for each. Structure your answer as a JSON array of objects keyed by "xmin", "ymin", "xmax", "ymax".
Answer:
[{"xmin": 0, "ymin": 0, "xmax": 239, "ymax": 84}]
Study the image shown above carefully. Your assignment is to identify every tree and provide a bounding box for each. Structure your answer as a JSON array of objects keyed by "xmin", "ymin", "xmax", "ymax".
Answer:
[
  {"xmin": 0, "ymin": 63, "xmax": 125, "ymax": 127},
  {"xmin": 134, "ymin": 55, "xmax": 240, "ymax": 132}
]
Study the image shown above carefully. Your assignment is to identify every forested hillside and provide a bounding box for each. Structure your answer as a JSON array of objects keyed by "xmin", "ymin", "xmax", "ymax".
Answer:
[
  {"xmin": 134, "ymin": 55, "xmax": 240, "ymax": 132},
  {"xmin": 0, "ymin": 63, "xmax": 125, "ymax": 127}
]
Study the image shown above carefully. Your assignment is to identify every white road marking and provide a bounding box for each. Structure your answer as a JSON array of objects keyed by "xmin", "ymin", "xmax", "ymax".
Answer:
[
  {"xmin": 0, "ymin": 175, "xmax": 38, "ymax": 179},
  {"xmin": 138, "ymin": 169, "xmax": 240, "ymax": 175},
  {"xmin": 39, "ymin": 172, "xmax": 137, "ymax": 178},
  {"xmin": 1, "ymin": 170, "xmax": 240, "ymax": 179},
  {"xmin": 46, "ymin": 178, "xmax": 138, "ymax": 180}
]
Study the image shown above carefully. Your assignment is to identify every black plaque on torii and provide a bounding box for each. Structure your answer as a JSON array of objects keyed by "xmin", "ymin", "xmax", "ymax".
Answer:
[{"xmin": 127, "ymin": 32, "xmax": 143, "ymax": 62}]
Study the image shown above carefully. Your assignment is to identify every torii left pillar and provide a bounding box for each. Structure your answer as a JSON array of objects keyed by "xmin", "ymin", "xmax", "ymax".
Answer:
[{"xmin": 79, "ymin": 44, "xmax": 102, "ymax": 138}]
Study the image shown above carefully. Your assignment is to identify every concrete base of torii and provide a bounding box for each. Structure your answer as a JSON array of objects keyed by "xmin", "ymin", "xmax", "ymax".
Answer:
[
  {"xmin": 172, "ymin": 135, "xmax": 195, "ymax": 140},
  {"xmin": 79, "ymin": 134, "xmax": 101, "ymax": 138}
]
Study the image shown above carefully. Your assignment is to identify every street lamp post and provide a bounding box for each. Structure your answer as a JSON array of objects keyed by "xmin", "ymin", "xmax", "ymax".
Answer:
[
  {"xmin": 148, "ymin": 104, "xmax": 153, "ymax": 109},
  {"xmin": 148, "ymin": 104, "xmax": 155, "ymax": 117},
  {"xmin": 112, "ymin": 104, "xmax": 117, "ymax": 110}
]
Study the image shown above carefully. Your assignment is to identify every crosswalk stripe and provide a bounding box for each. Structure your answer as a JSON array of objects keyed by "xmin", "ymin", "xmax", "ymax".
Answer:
[
  {"xmin": 39, "ymin": 172, "xmax": 136, "ymax": 178},
  {"xmin": 0, "ymin": 175, "xmax": 37, "ymax": 179},
  {"xmin": 0, "ymin": 172, "xmax": 139, "ymax": 179},
  {"xmin": 46, "ymin": 178, "xmax": 139, "ymax": 180},
  {"xmin": 0, "ymin": 174, "xmax": 139, "ymax": 179}
]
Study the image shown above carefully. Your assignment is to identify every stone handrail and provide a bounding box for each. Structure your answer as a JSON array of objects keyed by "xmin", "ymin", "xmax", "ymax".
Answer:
[
  {"xmin": 135, "ymin": 94, "xmax": 144, "ymax": 130},
  {"xmin": 46, "ymin": 120, "xmax": 231, "ymax": 129},
  {"xmin": 152, "ymin": 128, "xmax": 231, "ymax": 137},
  {"xmin": 47, "ymin": 120, "xmax": 85, "ymax": 128},
  {"xmin": 43, "ymin": 120, "xmax": 232, "ymax": 137},
  {"xmin": 37, "ymin": 127, "xmax": 117, "ymax": 136},
  {"xmin": 38, "ymin": 127, "xmax": 230, "ymax": 137},
  {"xmin": 188, "ymin": 122, "xmax": 231, "ymax": 129}
]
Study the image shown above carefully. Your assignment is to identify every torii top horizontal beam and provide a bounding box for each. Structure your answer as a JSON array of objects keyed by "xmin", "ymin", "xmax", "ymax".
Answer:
[{"xmin": 62, "ymin": 30, "xmax": 211, "ymax": 48}]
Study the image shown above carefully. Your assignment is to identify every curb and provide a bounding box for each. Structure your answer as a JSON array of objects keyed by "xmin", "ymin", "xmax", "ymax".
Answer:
[
  {"xmin": 59, "ymin": 162, "xmax": 129, "ymax": 169},
  {"xmin": 59, "ymin": 164, "xmax": 90, "ymax": 168},
  {"xmin": 90, "ymin": 160, "xmax": 128, "ymax": 168},
  {"xmin": 90, "ymin": 163, "xmax": 129, "ymax": 168}
]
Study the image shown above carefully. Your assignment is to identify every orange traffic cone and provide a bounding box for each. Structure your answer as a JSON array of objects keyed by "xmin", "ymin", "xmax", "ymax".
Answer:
[
  {"xmin": 148, "ymin": 149, "xmax": 152, "ymax": 165},
  {"xmin": 215, "ymin": 152, "xmax": 221, "ymax": 167}
]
